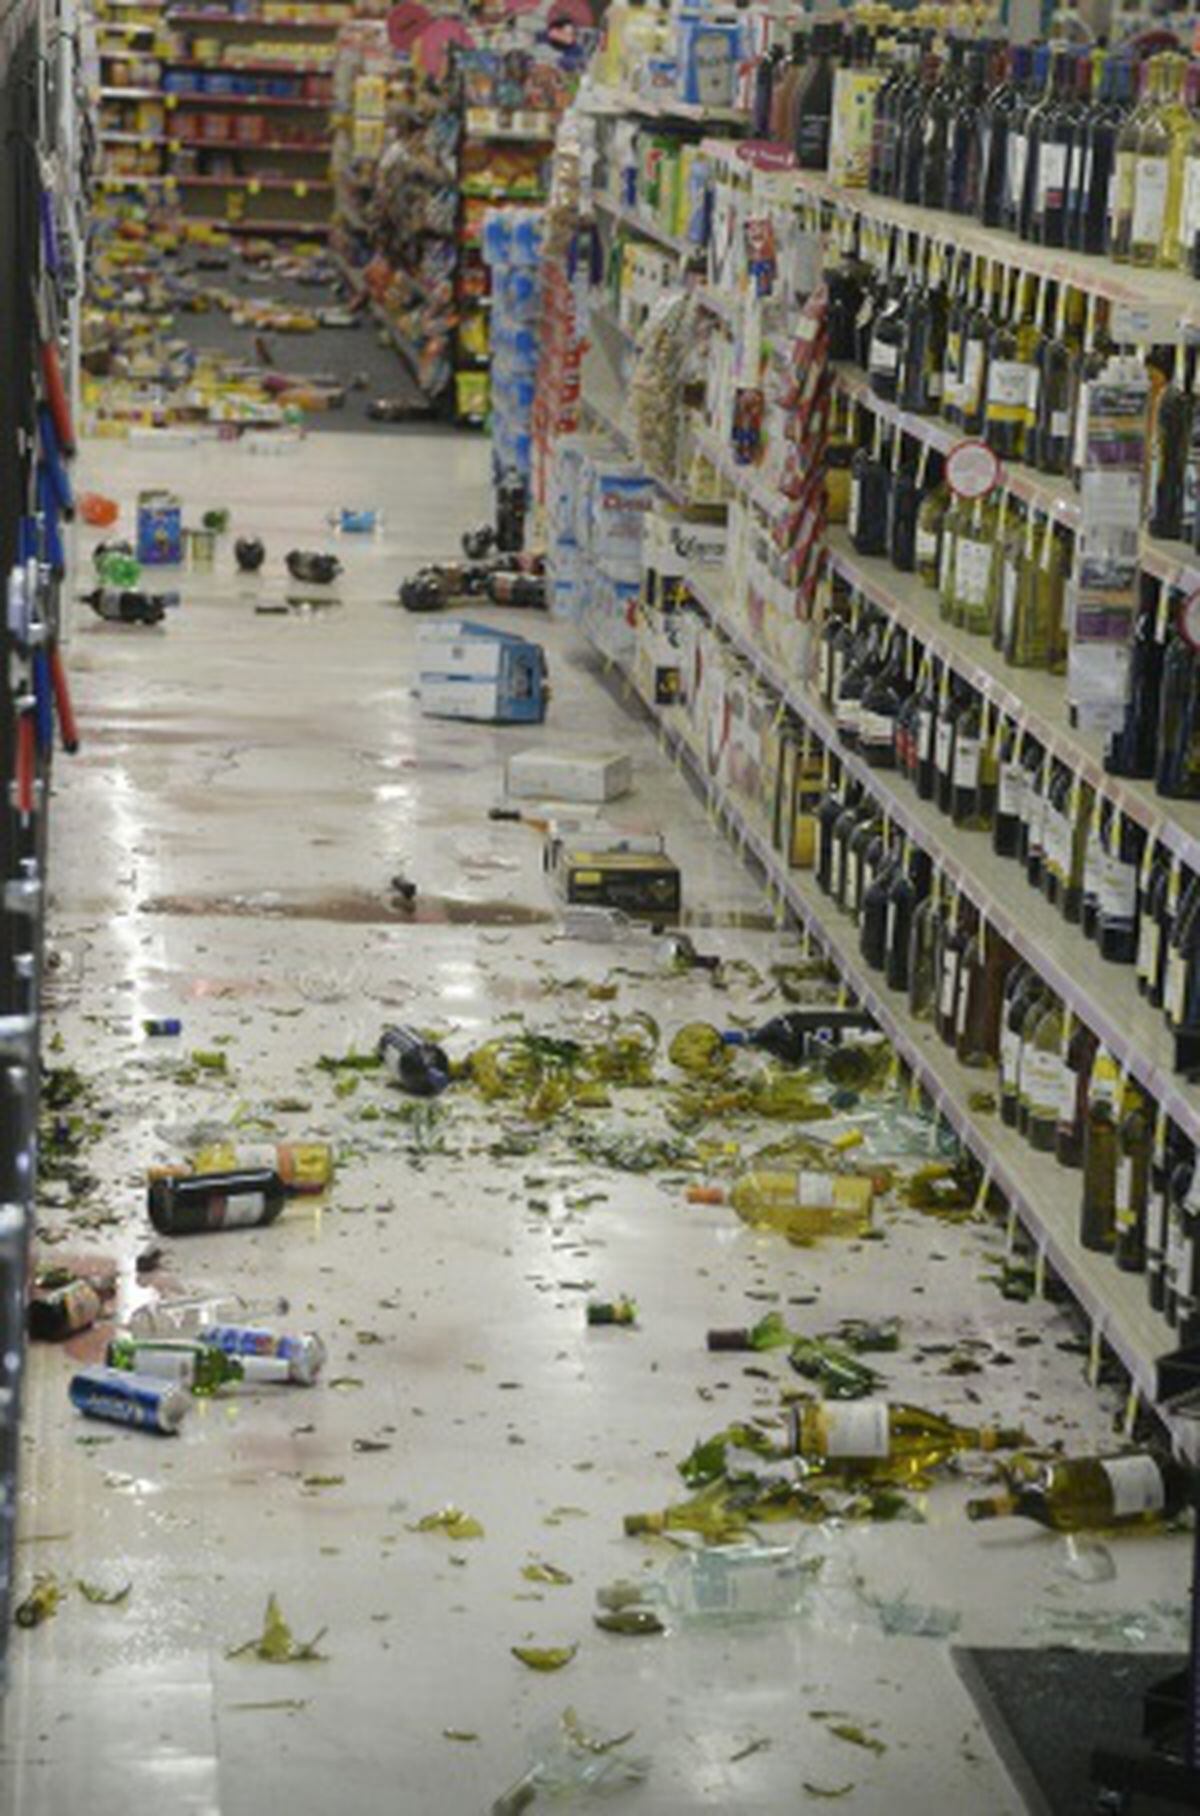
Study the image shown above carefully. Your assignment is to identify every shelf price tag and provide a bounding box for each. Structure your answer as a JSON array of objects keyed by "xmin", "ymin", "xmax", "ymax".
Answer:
[
  {"xmin": 1004, "ymin": 1201, "xmax": 1018, "ymax": 1256},
  {"xmin": 972, "ymin": 1170, "xmax": 992, "ymax": 1218},
  {"xmin": 295, "ymin": 181, "xmax": 308, "ymax": 197},
  {"xmin": 1087, "ymin": 1319, "xmax": 1105, "ymax": 1388},
  {"xmin": 248, "ymin": 180, "xmax": 261, "ymax": 196}
]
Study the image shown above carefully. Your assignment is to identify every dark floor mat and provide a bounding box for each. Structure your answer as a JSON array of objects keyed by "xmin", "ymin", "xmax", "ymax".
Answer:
[
  {"xmin": 956, "ymin": 1647, "xmax": 1192, "ymax": 1815},
  {"xmin": 177, "ymin": 257, "xmax": 456, "ymax": 437}
]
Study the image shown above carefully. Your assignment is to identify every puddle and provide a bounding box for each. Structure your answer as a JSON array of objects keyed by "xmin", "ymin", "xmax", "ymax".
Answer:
[{"xmin": 139, "ymin": 889, "xmax": 553, "ymax": 926}]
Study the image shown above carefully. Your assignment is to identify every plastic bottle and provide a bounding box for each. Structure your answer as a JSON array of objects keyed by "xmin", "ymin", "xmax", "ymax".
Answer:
[
  {"xmin": 129, "ymin": 1292, "xmax": 289, "ymax": 1338},
  {"xmin": 378, "ymin": 1025, "xmax": 450, "ymax": 1097}
]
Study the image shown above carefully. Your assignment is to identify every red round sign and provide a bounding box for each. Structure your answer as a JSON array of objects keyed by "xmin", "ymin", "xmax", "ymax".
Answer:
[{"xmin": 946, "ymin": 438, "xmax": 1002, "ymax": 501}]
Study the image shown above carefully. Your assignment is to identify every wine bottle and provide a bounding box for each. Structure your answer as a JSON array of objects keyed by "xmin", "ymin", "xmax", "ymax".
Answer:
[
  {"xmin": 998, "ymin": 964, "xmax": 1037, "ymax": 1127},
  {"xmin": 935, "ymin": 891, "xmax": 969, "ymax": 1048},
  {"xmin": 1155, "ymin": 610, "xmax": 1200, "ymax": 800},
  {"xmin": 106, "ymin": 1336, "xmax": 265, "ymax": 1393},
  {"xmin": 147, "ymin": 1169, "xmax": 290, "ymax": 1236},
  {"xmin": 1114, "ymin": 1085, "xmax": 1152, "ymax": 1272},
  {"xmin": 688, "ymin": 1170, "xmax": 875, "ymax": 1239},
  {"xmin": 1165, "ymin": 870, "xmax": 1200, "ymax": 1073},
  {"xmin": 993, "ymin": 717, "xmax": 1025, "ymax": 858},
  {"xmin": 885, "ymin": 838, "xmax": 927, "ymax": 994},
  {"xmin": 1022, "ymin": 745, "xmax": 1050, "ymax": 888},
  {"xmin": 966, "ymin": 1449, "xmax": 1191, "ymax": 1530},
  {"xmin": 1055, "ymin": 1012, "xmax": 1096, "ymax": 1170},
  {"xmin": 907, "ymin": 874, "xmax": 944, "ymax": 1022},
  {"xmin": 1022, "ymin": 991, "xmax": 1066, "ymax": 1152},
  {"xmin": 1147, "ymin": 346, "xmax": 1190, "ymax": 542},
  {"xmin": 789, "ymin": 1398, "xmax": 1024, "ymax": 1483},
  {"xmin": 860, "ymin": 836, "xmax": 896, "ymax": 971},
  {"xmin": 915, "ymin": 456, "xmax": 947, "ymax": 588},
  {"xmin": 1129, "ymin": 55, "xmax": 1172, "ymax": 268},
  {"xmin": 1079, "ymin": 1047, "xmax": 1122, "ymax": 1252},
  {"xmin": 1146, "ymin": 1109, "xmax": 1173, "ymax": 1311},
  {"xmin": 1097, "ymin": 810, "xmax": 1144, "ymax": 963},
  {"xmin": 849, "ymin": 418, "xmax": 891, "ymax": 557},
  {"xmin": 707, "ymin": 1311, "xmax": 791, "ymax": 1352},
  {"xmin": 978, "ymin": 42, "xmax": 1017, "ymax": 230},
  {"xmin": 1107, "ymin": 579, "xmax": 1168, "ymax": 779},
  {"xmin": 1031, "ymin": 282, "xmax": 1078, "ymax": 475},
  {"xmin": 1032, "ymin": 47, "xmax": 1080, "ymax": 250}
]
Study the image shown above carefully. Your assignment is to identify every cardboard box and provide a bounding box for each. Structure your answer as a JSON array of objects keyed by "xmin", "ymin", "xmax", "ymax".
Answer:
[
  {"xmin": 507, "ymin": 749, "xmax": 632, "ymax": 803},
  {"xmin": 556, "ymin": 846, "xmax": 681, "ymax": 918},
  {"xmin": 136, "ymin": 490, "xmax": 182, "ymax": 565},
  {"xmin": 417, "ymin": 620, "xmax": 547, "ymax": 724}
]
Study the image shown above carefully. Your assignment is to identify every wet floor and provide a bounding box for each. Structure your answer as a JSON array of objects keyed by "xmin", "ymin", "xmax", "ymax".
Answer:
[{"xmin": 0, "ymin": 431, "xmax": 1188, "ymax": 1816}]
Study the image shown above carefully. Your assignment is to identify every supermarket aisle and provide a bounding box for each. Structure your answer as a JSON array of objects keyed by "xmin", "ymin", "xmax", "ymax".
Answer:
[{"xmin": 0, "ymin": 430, "xmax": 1186, "ymax": 1816}]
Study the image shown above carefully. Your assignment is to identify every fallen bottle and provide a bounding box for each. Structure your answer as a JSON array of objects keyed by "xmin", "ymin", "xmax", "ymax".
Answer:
[
  {"xmin": 147, "ymin": 1168, "xmax": 292, "ymax": 1235},
  {"xmin": 149, "ymin": 1140, "xmax": 333, "ymax": 1194},
  {"xmin": 378, "ymin": 1024, "xmax": 450, "ymax": 1097},
  {"xmin": 107, "ymin": 1335, "xmax": 265, "ymax": 1393},
  {"xmin": 790, "ymin": 1399, "xmax": 1025, "ymax": 1482},
  {"xmin": 688, "ymin": 1168, "xmax": 875, "ymax": 1238},
  {"xmin": 966, "ymin": 1449, "xmax": 1192, "ymax": 1532},
  {"xmin": 129, "ymin": 1291, "xmax": 289, "ymax": 1338},
  {"xmin": 599, "ymin": 1539, "xmax": 821, "ymax": 1626},
  {"xmin": 27, "ymin": 1279, "xmax": 101, "ymax": 1341}
]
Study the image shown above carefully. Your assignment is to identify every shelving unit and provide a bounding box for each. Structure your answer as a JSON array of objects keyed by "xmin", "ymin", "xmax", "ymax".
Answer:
[{"xmin": 571, "ymin": 82, "xmax": 1200, "ymax": 1457}]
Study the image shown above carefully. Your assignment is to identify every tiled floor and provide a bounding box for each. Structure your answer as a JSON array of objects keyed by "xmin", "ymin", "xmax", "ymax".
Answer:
[{"xmin": 0, "ymin": 430, "xmax": 1188, "ymax": 1815}]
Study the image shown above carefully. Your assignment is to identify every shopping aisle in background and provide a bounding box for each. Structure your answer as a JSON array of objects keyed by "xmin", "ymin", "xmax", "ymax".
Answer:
[{"xmin": 0, "ymin": 430, "xmax": 1185, "ymax": 1816}]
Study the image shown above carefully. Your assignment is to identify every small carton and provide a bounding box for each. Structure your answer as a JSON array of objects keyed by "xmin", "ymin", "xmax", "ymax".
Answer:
[{"xmin": 507, "ymin": 749, "xmax": 632, "ymax": 803}]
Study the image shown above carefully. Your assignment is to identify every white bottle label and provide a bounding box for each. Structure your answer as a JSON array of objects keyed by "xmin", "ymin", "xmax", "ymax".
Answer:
[
  {"xmin": 1132, "ymin": 154, "xmax": 1169, "ymax": 246},
  {"xmin": 1099, "ymin": 858, "xmax": 1137, "ymax": 921},
  {"xmin": 955, "ymin": 962, "xmax": 972, "ymax": 1038},
  {"xmin": 819, "ymin": 1400, "xmax": 890, "ymax": 1459},
  {"xmin": 1008, "ymin": 132, "xmax": 1028, "ymax": 209},
  {"xmin": 1138, "ymin": 916, "xmax": 1160, "ymax": 984},
  {"xmin": 953, "ymin": 735, "xmax": 981, "ymax": 790},
  {"xmin": 1000, "ymin": 1023, "xmax": 1018, "ymax": 1086},
  {"xmin": 960, "ymin": 341, "xmax": 985, "ymax": 412},
  {"xmin": 885, "ymin": 898, "xmax": 898, "ymax": 955},
  {"xmin": 211, "ymin": 1192, "xmax": 267, "ymax": 1229},
  {"xmin": 1165, "ymin": 947, "xmax": 1188, "ymax": 1024},
  {"xmin": 1115, "ymin": 1155, "xmax": 1136, "ymax": 1229},
  {"xmin": 1057, "ymin": 1063, "xmax": 1078, "ymax": 1124},
  {"xmin": 846, "ymin": 847, "xmax": 862, "ymax": 909},
  {"xmin": 1000, "ymin": 562, "xmax": 1019, "ymax": 645},
  {"xmin": 1182, "ymin": 154, "xmax": 1200, "ymax": 250},
  {"xmin": 998, "ymin": 762, "xmax": 1024, "ymax": 818},
  {"xmin": 916, "ymin": 526, "xmax": 938, "ymax": 568},
  {"xmin": 986, "ymin": 359, "xmax": 1031, "ymax": 411},
  {"xmin": 858, "ymin": 710, "xmax": 894, "ymax": 747},
  {"xmin": 934, "ymin": 719, "xmax": 953, "ymax": 775},
  {"xmin": 1099, "ymin": 1455, "xmax": 1166, "ymax": 1519},
  {"xmin": 939, "ymin": 952, "xmax": 960, "ymax": 1019},
  {"xmin": 869, "ymin": 337, "xmax": 899, "ymax": 375},
  {"xmin": 954, "ymin": 538, "xmax": 991, "ymax": 607},
  {"xmin": 917, "ymin": 709, "xmax": 934, "ymax": 763},
  {"xmin": 794, "ymin": 1170, "xmax": 835, "ymax": 1208},
  {"xmin": 1024, "ymin": 1049, "xmax": 1064, "ymax": 1116},
  {"xmin": 1037, "ymin": 142, "xmax": 1068, "ymax": 209}
]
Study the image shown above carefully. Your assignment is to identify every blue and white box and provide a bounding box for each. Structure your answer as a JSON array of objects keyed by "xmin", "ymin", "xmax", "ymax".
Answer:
[{"xmin": 417, "ymin": 620, "xmax": 547, "ymax": 724}]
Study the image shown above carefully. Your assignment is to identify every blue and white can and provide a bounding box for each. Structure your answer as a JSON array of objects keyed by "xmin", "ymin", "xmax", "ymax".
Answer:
[
  {"xmin": 197, "ymin": 1324, "xmax": 326, "ymax": 1386},
  {"xmin": 69, "ymin": 1366, "xmax": 188, "ymax": 1433}
]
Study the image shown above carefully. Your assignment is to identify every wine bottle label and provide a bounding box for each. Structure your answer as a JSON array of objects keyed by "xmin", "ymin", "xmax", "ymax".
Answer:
[
  {"xmin": 885, "ymin": 898, "xmax": 898, "ymax": 955},
  {"xmin": 998, "ymin": 761, "xmax": 1024, "ymax": 817},
  {"xmin": 1037, "ymin": 142, "xmax": 1068, "ymax": 212},
  {"xmin": 1149, "ymin": 1187, "xmax": 1169, "ymax": 1260},
  {"xmin": 848, "ymin": 481, "xmax": 860, "ymax": 539},
  {"xmin": 1132, "ymin": 155, "xmax": 1169, "ymax": 246},
  {"xmin": 846, "ymin": 848, "xmax": 861, "ymax": 909},
  {"xmin": 999, "ymin": 562, "xmax": 1019, "ymax": 645},
  {"xmin": 1008, "ymin": 132, "xmax": 1028, "ymax": 208},
  {"xmin": 1075, "ymin": 143, "xmax": 1093, "ymax": 210},
  {"xmin": 954, "ymin": 961, "xmax": 972, "ymax": 1039},
  {"xmin": 1137, "ymin": 915, "xmax": 1160, "ymax": 984},
  {"xmin": 869, "ymin": 336, "xmax": 899, "ymax": 375},
  {"xmin": 938, "ymin": 530, "xmax": 955, "ymax": 595},
  {"xmin": 858, "ymin": 710, "xmax": 895, "ymax": 746},
  {"xmin": 208, "ymin": 1192, "xmax": 268, "ymax": 1230},
  {"xmin": 1025, "ymin": 366, "xmax": 1041, "ymax": 419},
  {"xmin": 831, "ymin": 838, "xmax": 844, "ymax": 898},
  {"xmin": 955, "ymin": 539, "xmax": 991, "ymax": 607},
  {"xmin": 1057, "ymin": 1064, "xmax": 1078, "ymax": 1124},
  {"xmin": 986, "ymin": 360, "xmax": 1031, "ymax": 417},
  {"xmin": 1099, "ymin": 1455, "xmax": 1165, "ymax": 1519},
  {"xmin": 817, "ymin": 639, "xmax": 831, "ymax": 697},
  {"xmin": 1182, "ymin": 155, "xmax": 1200, "ymax": 252},
  {"xmin": 953, "ymin": 735, "xmax": 981, "ymax": 789},
  {"xmin": 1024, "ymin": 1049, "xmax": 1065, "ymax": 1116},
  {"xmin": 1165, "ymin": 947, "xmax": 1187, "ymax": 1025},
  {"xmin": 934, "ymin": 720, "xmax": 953, "ymax": 775},
  {"xmin": 916, "ymin": 527, "xmax": 938, "ymax": 568},
  {"xmin": 939, "ymin": 954, "xmax": 960, "ymax": 1019},
  {"xmin": 1049, "ymin": 409, "xmax": 1070, "ymax": 439},
  {"xmin": 1000, "ymin": 1024, "xmax": 1018, "ymax": 1086},
  {"xmin": 835, "ymin": 695, "xmax": 861, "ymax": 738},
  {"xmin": 1115, "ymin": 1156, "xmax": 1136, "ymax": 1229},
  {"xmin": 819, "ymin": 1400, "xmax": 890, "ymax": 1459},
  {"xmin": 960, "ymin": 342, "xmax": 985, "ymax": 412},
  {"xmin": 794, "ymin": 1171, "xmax": 836, "ymax": 1208},
  {"xmin": 917, "ymin": 708, "xmax": 934, "ymax": 763},
  {"xmin": 1099, "ymin": 859, "xmax": 1137, "ymax": 921}
]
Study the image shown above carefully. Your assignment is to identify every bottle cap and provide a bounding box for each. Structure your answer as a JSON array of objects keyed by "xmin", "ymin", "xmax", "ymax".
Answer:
[{"xmin": 964, "ymin": 1494, "xmax": 1014, "ymax": 1521}]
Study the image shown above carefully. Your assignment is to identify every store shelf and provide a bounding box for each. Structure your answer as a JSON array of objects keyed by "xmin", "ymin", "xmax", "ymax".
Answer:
[
  {"xmin": 167, "ymin": 8, "xmax": 343, "ymax": 21},
  {"xmin": 222, "ymin": 217, "xmax": 330, "ymax": 235},
  {"xmin": 782, "ymin": 167, "xmax": 1200, "ymax": 340},
  {"xmin": 589, "ymin": 82, "xmax": 746, "ymax": 128},
  {"xmin": 691, "ymin": 419, "xmax": 792, "ymax": 522},
  {"xmin": 1141, "ymin": 531, "xmax": 1200, "ymax": 599},
  {"xmin": 583, "ymin": 619, "xmax": 1191, "ymax": 1455},
  {"xmin": 176, "ymin": 172, "xmax": 331, "ymax": 189},
  {"xmin": 825, "ymin": 528, "xmax": 1200, "ymax": 874},
  {"xmin": 686, "ymin": 560, "xmax": 1200, "ymax": 1148},
  {"xmin": 97, "ymin": 172, "xmax": 171, "ymax": 186},
  {"xmin": 99, "ymin": 127, "xmax": 166, "ymax": 142},
  {"xmin": 165, "ymin": 90, "xmax": 329, "ymax": 108},
  {"xmin": 463, "ymin": 107, "xmax": 555, "ymax": 142},
  {"xmin": 592, "ymin": 192, "xmax": 700, "ymax": 261},
  {"xmin": 166, "ymin": 56, "xmax": 332, "ymax": 73},
  {"xmin": 101, "ymin": 84, "xmax": 162, "ymax": 97},
  {"xmin": 177, "ymin": 135, "xmax": 325, "ymax": 153},
  {"xmin": 96, "ymin": 17, "xmax": 161, "ymax": 28},
  {"xmin": 834, "ymin": 367, "xmax": 1083, "ymax": 532}
]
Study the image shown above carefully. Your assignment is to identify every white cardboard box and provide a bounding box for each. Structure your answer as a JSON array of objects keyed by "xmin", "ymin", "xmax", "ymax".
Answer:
[{"xmin": 507, "ymin": 749, "xmax": 632, "ymax": 803}]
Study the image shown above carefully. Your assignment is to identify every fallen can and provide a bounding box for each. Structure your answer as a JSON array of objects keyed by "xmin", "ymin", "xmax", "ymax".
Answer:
[
  {"xmin": 196, "ymin": 1324, "xmax": 326, "ymax": 1385},
  {"xmin": 143, "ymin": 1016, "xmax": 182, "ymax": 1037},
  {"xmin": 68, "ymin": 1365, "xmax": 188, "ymax": 1433}
]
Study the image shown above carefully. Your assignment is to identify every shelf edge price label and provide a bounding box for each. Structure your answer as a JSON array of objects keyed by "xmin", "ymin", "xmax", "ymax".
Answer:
[
  {"xmin": 946, "ymin": 438, "xmax": 1001, "ymax": 502},
  {"xmin": 1179, "ymin": 588, "xmax": 1200, "ymax": 654}
]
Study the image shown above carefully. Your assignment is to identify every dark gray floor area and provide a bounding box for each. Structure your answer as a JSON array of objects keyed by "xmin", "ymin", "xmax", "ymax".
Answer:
[
  {"xmin": 176, "ymin": 252, "xmax": 459, "ymax": 437},
  {"xmin": 956, "ymin": 1647, "xmax": 1194, "ymax": 1815}
]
